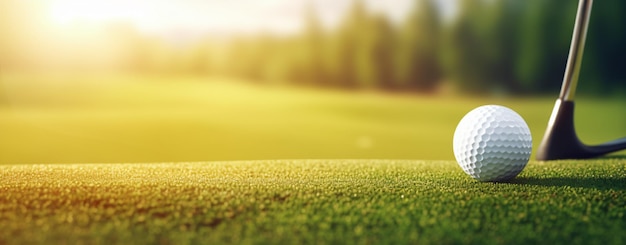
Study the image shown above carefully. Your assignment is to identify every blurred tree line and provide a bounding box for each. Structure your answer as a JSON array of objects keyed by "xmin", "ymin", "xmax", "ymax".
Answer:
[
  {"xmin": 220, "ymin": 0, "xmax": 444, "ymax": 92},
  {"xmin": 1, "ymin": 0, "xmax": 625, "ymax": 95}
]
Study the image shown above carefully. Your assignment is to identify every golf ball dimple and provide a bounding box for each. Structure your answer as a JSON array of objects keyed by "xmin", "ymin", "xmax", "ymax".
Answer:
[{"xmin": 453, "ymin": 105, "xmax": 532, "ymax": 182}]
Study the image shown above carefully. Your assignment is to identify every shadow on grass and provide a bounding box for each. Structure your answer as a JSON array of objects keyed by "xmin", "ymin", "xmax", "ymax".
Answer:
[
  {"xmin": 509, "ymin": 176, "xmax": 626, "ymax": 190},
  {"xmin": 600, "ymin": 154, "xmax": 626, "ymax": 160}
]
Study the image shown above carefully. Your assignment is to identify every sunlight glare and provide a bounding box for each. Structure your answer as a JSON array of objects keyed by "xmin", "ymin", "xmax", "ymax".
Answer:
[
  {"xmin": 43, "ymin": 0, "xmax": 436, "ymax": 37},
  {"xmin": 49, "ymin": 0, "xmax": 140, "ymax": 24}
]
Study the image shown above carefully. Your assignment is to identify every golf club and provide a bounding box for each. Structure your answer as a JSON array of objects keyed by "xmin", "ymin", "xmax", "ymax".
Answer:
[{"xmin": 536, "ymin": 0, "xmax": 626, "ymax": 160}]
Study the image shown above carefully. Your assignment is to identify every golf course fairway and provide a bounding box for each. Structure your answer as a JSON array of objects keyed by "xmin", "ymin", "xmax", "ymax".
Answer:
[
  {"xmin": 1, "ymin": 74, "xmax": 625, "ymax": 244},
  {"xmin": 1, "ymin": 74, "xmax": 625, "ymax": 164},
  {"xmin": 1, "ymin": 160, "xmax": 625, "ymax": 244}
]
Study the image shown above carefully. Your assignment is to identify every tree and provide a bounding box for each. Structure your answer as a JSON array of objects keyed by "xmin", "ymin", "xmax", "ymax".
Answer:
[
  {"xmin": 301, "ymin": 4, "xmax": 327, "ymax": 86},
  {"xmin": 442, "ymin": 0, "xmax": 541, "ymax": 94},
  {"xmin": 515, "ymin": 0, "xmax": 576, "ymax": 93},
  {"xmin": 369, "ymin": 15, "xmax": 396, "ymax": 89},
  {"xmin": 580, "ymin": 0, "xmax": 626, "ymax": 94},
  {"xmin": 396, "ymin": 0, "xmax": 442, "ymax": 92},
  {"xmin": 441, "ymin": 0, "xmax": 492, "ymax": 93},
  {"xmin": 483, "ymin": 0, "xmax": 524, "ymax": 92},
  {"xmin": 351, "ymin": 13, "xmax": 396, "ymax": 89},
  {"xmin": 332, "ymin": 0, "xmax": 369, "ymax": 89}
]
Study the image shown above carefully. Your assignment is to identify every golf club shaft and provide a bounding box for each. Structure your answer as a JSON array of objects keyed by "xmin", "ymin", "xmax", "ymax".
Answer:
[{"xmin": 560, "ymin": 0, "xmax": 593, "ymax": 101}]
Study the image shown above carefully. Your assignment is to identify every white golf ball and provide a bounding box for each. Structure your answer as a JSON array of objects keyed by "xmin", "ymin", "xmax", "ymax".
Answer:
[{"xmin": 453, "ymin": 105, "xmax": 532, "ymax": 182}]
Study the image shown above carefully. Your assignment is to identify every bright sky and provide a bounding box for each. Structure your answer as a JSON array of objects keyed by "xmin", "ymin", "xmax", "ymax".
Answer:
[{"xmin": 45, "ymin": 0, "xmax": 458, "ymax": 36}]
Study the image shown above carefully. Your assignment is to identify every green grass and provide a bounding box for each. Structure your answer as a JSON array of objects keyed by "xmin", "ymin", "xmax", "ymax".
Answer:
[
  {"xmin": 1, "ymin": 73, "xmax": 625, "ymax": 164},
  {"xmin": 1, "ymin": 159, "xmax": 625, "ymax": 244},
  {"xmin": 1, "ymin": 74, "xmax": 625, "ymax": 243}
]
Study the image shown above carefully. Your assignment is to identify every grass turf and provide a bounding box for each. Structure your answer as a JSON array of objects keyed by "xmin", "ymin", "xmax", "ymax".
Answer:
[
  {"xmin": 1, "ymin": 74, "xmax": 625, "ymax": 244},
  {"xmin": 1, "ymin": 159, "xmax": 625, "ymax": 244}
]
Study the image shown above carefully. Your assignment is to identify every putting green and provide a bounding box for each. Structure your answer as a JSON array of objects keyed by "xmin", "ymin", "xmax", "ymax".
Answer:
[{"xmin": 1, "ymin": 159, "xmax": 624, "ymax": 244}]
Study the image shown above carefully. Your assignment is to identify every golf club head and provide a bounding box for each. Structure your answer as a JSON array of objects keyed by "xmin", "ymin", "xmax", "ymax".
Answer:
[
  {"xmin": 536, "ymin": 0, "xmax": 626, "ymax": 160},
  {"xmin": 536, "ymin": 99, "xmax": 626, "ymax": 160}
]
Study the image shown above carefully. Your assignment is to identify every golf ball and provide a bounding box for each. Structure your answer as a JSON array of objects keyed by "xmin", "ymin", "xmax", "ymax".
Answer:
[{"xmin": 453, "ymin": 105, "xmax": 532, "ymax": 182}]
